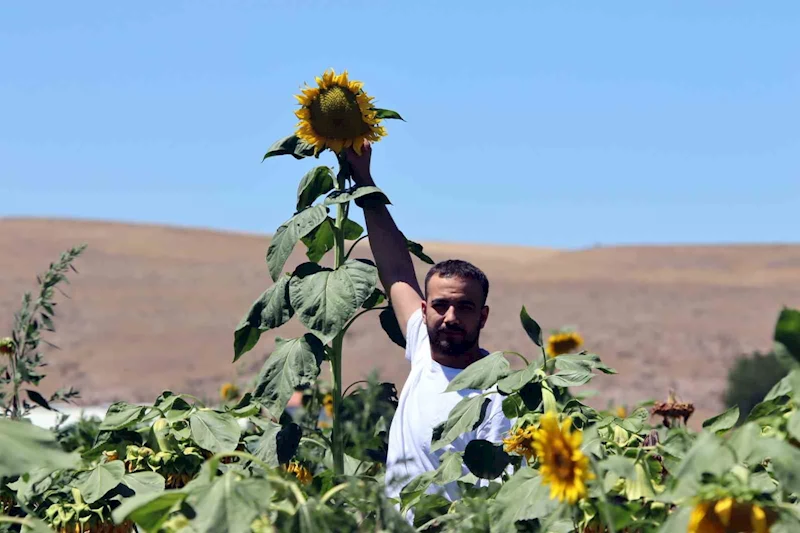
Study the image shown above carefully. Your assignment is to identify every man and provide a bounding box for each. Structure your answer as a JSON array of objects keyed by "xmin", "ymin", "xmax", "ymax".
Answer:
[{"xmin": 346, "ymin": 142, "xmax": 511, "ymax": 507}]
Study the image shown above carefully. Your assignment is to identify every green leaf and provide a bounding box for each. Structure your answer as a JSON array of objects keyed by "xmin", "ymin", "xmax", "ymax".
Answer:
[
  {"xmin": 0, "ymin": 418, "xmax": 80, "ymax": 477},
  {"xmin": 252, "ymin": 334, "xmax": 325, "ymax": 418},
  {"xmin": 519, "ymin": 381, "xmax": 544, "ymax": 411},
  {"xmin": 546, "ymin": 368, "xmax": 593, "ymax": 388},
  {"xmin": 618, "ymin": 407, "xmax": 649, "ymax": 433},
  {"xmin": 764, "ymin": 369, "xmax": 800, "ymax": 401},
  {"xmin": 233, "ymin": 274, "xmax": 294, "ymax": 362},
  {"xmin": 787, "ymin": 410, "xmax": 800, "ymax": 442},
  {"xmin": 497, "ymin": 362, "xmax": 541, "ymax": 395},
  {"xmin": 362, "ymin": 288, "xmax": 386, "ymax": 310},
  {"xmin": 191, "ymin": 472, "xmax": 271, "ymax": 533},
  {"xmin": 463, "ymin": 440, "xmax": 510, "ymax": 480},
  {"xmin": 296, "ymin": 166, "xmax": 335, "ymax": 211},
  {"xmin": 189, "ymin": 410, "xmax": 242, "ymax": 453},
  {"xmin": 266, "ymin": 205, "xmax": 328, "ymax": 282},
  {"xmin": 490, "ymin": 468, "xmax": 558, "ymax": 533},
  {"xmin": 373, "ymin": 108, "xmax": 405, "ymax": 121},
  {"xmin": 324, "ymin": 185, "xmax": 390, "ymax": 206},
  {"xmin": 553, "ymin": 353, "xmax": 616, "ymax": 374},
  {"xmin": 246, "ymin": 421, "xmax": 302, "ymax": 467},
  {"xmin": 301, "ymin": 218, "xmax": 335, "ymax": 263},
  {"xmin": 519, "ymin": 306, "xmax": 542, "ymax": 347},
  {"xmin": 25, "ymin": 389, "xmax": 53, "ymax": 410},
  {"xmin": 263, "ymin": 134, "xmax": 317, "ymax": 161},
  {"xmin": 17, "ymin": 517, "xmax": 55, "ymax": 533},
  {"xmin": 656, "ymin": 505, "xmax": 692, "ymax": 533},
  {"xmin": 775, "ymin": 306, "xmax": 800, "ymax": 362},
  {"xmin": 343, "ymin": 219, "xmax": 364, "ymax": 240},
  {"xmin": 431, "ymin": 395, "xmax": 490, "ymax": 452},
  {"xmin": 407, "ymin": 239, "xmax": 434, "ymax": 264},
  {"xmin": 289, "ymin": 259, "xmax": 378, "ymax": 343},
  {"xmin": 74, "ymin": 460, "xmax": 125, "ymax": 504},
  {"xmin": 120, "ymin": 471, "xmax": 166, "ymax": 496},
  {"xmin": 433, "ymin": 451, "xmax": 466, "ymax": 486},
  {"xmin": 99, "ymin": 401, "xmax": 146, "ymax": 430},
  {"xmin": 601, "ymin": 455, "xmax": 636, "ymax": 479},
  {"xmin": 502, "ymin": 395, "xmax": 523, "ymax": 419},
  {"xmin": 746, "ymin": 396, "xmax": 789, "ymax": 421},
  {"xmin": 702, "ymin": 406, "xmax": 740, "ymax": 434},
  {"xmin": 112, "ymin": 491, "xmax": 187, "ymax": 532},
  {"xmin": 445, "ymin": 352, "xmax": 510, "ymax": 393},
  {"xmin": 380, "ymin": 306, "xmax": 406, "ymax": 348}
]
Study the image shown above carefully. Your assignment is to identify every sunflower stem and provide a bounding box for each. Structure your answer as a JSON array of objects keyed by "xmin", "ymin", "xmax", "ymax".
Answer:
[{"xmin": 329, "ymin": 152, "xmax": 351, "ymax": 476}]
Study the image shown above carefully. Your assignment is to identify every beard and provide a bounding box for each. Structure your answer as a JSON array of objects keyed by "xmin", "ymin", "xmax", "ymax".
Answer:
[{"xmin": 428, "ymin": 324, "xmax": 479, "ymax": 356}]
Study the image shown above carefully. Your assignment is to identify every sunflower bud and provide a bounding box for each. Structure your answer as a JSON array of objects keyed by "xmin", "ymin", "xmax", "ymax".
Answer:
[{"xmin": 0, "ymin": 337, "xmax": 14, "ymax": 356}]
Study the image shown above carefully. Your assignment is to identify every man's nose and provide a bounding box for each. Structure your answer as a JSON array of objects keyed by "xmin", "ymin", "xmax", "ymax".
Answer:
[{"xmin": 443, "ymin": 306, "xmax": 459, "ymax": 324}]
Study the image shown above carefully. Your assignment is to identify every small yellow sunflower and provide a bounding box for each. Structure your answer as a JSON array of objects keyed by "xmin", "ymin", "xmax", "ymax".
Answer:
[
  {"xmin": 688, "ymin": 498, "xmax": 773, "ymax": 533},
  {"xmin": 533, "ymin": 411, "xmax": 594, "ymax": 504},
  {"xmin": 322, "ymin": 393, "xmax": 334, "ymax": 418},
  {"xmin": 220, "ymin": 382, "xmax": 240, "ymax": 402},
  {"xmin": 285, "ymin": 461, "xmax": 313, "ymax": 485},
  {"xmin": 546, "ymin": 331, "xmax": 584, "ymax": 357},
  {"xmin": 294, "ymin": 68, "xmax": 387, "ymax": 155},
  {"xmin": 615, "ymin": 405, "xmax": 627, "ymax": 418},
  {"xmin": 502, "ymin": 425, "xmax": 537, "ymax": 461}
]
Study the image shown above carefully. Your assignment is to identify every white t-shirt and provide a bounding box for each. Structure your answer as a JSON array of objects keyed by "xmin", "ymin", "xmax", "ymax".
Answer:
[{"xmin": 385, "ymin": 309, "xmax": 511, "ymax": 504}]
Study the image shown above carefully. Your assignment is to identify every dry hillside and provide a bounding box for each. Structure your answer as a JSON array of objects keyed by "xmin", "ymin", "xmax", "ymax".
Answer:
[{"xmin": 2, "ymin": 217, "xmax": 799, "ymax": 424}]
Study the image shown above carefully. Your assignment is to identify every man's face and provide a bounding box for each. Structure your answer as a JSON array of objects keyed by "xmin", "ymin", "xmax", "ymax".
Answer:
[{"xmin": 422, "ymin": 274, "xmax": 489, "ymax": 357}]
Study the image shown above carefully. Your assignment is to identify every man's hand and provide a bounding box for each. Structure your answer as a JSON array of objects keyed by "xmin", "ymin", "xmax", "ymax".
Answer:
[{"xmin": 346, "ymin": 140, "xmax": 374, "ymax": 187}]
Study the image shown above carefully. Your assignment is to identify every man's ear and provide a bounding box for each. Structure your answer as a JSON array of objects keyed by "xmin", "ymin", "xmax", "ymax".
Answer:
[
  {"xmin": 421, "ymin": 300, "xmax": 427, "ymax": 319},
  {"xmin": 479, "ymin": 306, "xmax": 489, "ymax": 329}
]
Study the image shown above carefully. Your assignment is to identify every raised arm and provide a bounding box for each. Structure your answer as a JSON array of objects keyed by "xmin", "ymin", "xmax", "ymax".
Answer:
[{"xmin": 346, "ymin": 142, "xmax": 423, "ymax": 337}]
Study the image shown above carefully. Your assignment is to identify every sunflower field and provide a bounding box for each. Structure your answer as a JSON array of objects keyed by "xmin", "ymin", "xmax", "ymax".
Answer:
[{"xmin": 3, "ymin": 69, "xmax": 800, "ymax": 533}]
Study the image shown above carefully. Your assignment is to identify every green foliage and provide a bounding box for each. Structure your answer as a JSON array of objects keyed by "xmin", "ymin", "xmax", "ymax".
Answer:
[
  {"xmin": 723, "ymin": 350, "xmax": 788, "ymax": 424},
  {"xmin": 1, "ymin": 245, "xmax": 86, "ymax": 420}
]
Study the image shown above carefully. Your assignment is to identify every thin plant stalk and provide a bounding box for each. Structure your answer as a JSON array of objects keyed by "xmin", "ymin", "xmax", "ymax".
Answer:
[{"xmin": 329, "ymin": 153, "xmax": 351, "ymax": 475}]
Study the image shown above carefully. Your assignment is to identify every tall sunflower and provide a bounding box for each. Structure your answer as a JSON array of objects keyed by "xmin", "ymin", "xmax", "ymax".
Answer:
[
  {"xmin": 688, "ymin": 498, "xmax": 773, "ymax": 533},
  {"xmin": 546, "ymin": 330, "xmax": 583, "ymax": 357},
  {"xmin": 532, "ymin": 411, "xmax": 594, "ymax": 504},
  {"xmin": 294, "ymin": 69, "xmax": 387, "ymax": 155}
]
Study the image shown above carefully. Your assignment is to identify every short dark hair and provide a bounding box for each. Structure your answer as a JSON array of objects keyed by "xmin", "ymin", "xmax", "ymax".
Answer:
[{"xmin": 424, "ymin": 259, "xmax": 489, "ymax": 304}]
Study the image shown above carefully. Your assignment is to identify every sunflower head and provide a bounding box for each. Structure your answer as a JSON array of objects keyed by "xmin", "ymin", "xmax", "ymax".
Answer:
[
  {"xmin": 688, "ymin": 498, "xmax": 773, "ymax": 533},
  {"xmin": 533, "ymin": 411, "xmax": 594, "ymax": 504},
  {"xmin": 294, "ymin": 68, "xmax": 386, "ymax": 155},
  {"xmin": 285, "ymin": 461, "xmax": 313, "ymax": 485},
  {"xmin": 546, "ymin": 330, "xmax": 584, "ymax": 358},
  {"xmin": 220, "ymin": 382, "xmax": 240, "ymax": 402},
  {"xmin": 503, "ymin": 425, "xmax": 537, "ymax": 461},
  {"xmin": 322, "ymin": 393, "xmax": 334, "ymax": 418}
]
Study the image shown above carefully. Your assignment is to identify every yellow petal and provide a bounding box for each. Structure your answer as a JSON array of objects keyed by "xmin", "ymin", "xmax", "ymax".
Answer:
[
  {"xmin": 751, "ymin": 505, "xmax": 768, "ymax": 533},
  {"xmin": 294, "ymin": 108, "xmax": 310, "ymax": 119},
  {"xmin": 687, "ymin": 503, "xmax": 709, "ymax": 533},
  {"xmin": 323, "ymin": 69, "xmax": 335, "ymax": 88},
  {"xmin": 714, "ymin": 498, "xmax": 733, "ymax": 526}
]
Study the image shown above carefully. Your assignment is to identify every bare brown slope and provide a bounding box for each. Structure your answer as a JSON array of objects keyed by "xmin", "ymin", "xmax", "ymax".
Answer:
[{"xmin": 2, "ymin": 217, "xmax": 799, "ymax": 423}]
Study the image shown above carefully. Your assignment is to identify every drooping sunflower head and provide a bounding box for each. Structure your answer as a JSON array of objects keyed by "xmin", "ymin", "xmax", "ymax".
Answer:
[
  {"xmin": 285, "ymin": 461, "xmax": 313, "ymax": 485},
  {"xmin": 0, "ymin": 337, "xmax": 14, "ymax": 356},
  {"xmin": 220, "ymin": 382, "xmax": 240, "ymax": 402},
  {"xmin": 533, "ymin": 411, "xmax": 594, "ymax": 504},
  {"xmin": 688, "ymin": 498, "xmax": 773, "ymax": 533},
  {"xmin": 502, "ymin": 425, "xmax": 537, "ymax": 461},
  {"xmin": 294, "ymin": 68, "xmax": 386, "ymax": 155},
  {"xmin": 546, "ymin": 330, "xmax": 584, "ymax": 358},
  {"xmin": 322, "ymin": 393, "xmax": 334, "ymax": 418}
]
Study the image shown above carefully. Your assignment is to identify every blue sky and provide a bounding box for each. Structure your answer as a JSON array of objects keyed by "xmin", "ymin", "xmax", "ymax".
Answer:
[{"xmin": 1, "ymin": 1, "xmax": 798, "ymax": 248}]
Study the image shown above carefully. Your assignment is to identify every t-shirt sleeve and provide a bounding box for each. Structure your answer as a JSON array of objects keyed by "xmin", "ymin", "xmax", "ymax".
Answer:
[{"xmin": 404, "ymin": 309, "xmax": 428, "ymax": 365}]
